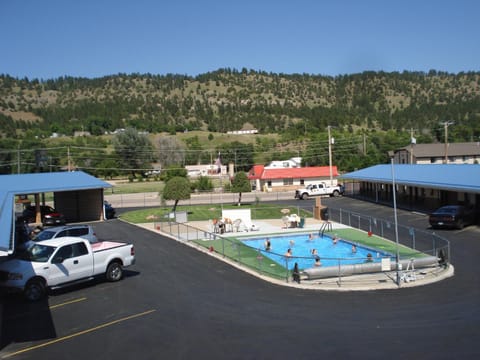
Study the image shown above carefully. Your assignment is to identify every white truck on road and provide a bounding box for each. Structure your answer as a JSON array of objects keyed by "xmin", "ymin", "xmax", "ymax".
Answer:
[
  {"xmin": 295, "ymin": 182, "xmax": 344, "ymax": 200},
  {"xmin": 0, "ymin": 237, "xmax": 135, "ymax": 301}
]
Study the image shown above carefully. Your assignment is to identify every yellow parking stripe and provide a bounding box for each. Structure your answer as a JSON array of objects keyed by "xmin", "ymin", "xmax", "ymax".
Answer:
[
  {"xmin": 49, "ymin": 297, "xmax": 87, "ymax": 309},
  {"xmin": 2, "ymin": 309, "xmax": 156, "ymax": 358}
]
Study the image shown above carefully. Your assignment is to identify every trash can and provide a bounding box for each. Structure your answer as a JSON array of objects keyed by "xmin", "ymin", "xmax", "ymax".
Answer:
[{"xmin": 320, "ymin": 207, "xmax": 329, "ymax": 221}]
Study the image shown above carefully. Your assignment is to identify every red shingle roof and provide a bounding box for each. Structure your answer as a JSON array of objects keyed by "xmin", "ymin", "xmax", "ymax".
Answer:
[{"xmin": 248, "ymin": 166, "xmax": 339, "ymax": 180}]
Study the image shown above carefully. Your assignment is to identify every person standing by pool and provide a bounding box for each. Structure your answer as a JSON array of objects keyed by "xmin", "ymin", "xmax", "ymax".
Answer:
[
  {"xmin": 292, "ymin": 262, "xmax": 301, "ymax": 283},
  {"xmin": 264, "ymin": 238, "xmax": 271, "ymax": 251}
]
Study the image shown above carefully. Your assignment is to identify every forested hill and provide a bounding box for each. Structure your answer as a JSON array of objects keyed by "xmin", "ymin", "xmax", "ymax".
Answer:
[{"xmin": 1, "ymin": 69, "xmax": 479, "ymax": 140}]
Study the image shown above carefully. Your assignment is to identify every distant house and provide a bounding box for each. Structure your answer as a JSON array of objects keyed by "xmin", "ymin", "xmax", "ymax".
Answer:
[
  {"xmin": 393, "ymin": 142, "xmax": 480, "ymax": 164},
  {"xmin": 226, "ymin": 129, "xmax": 258, "ymax": 135},
  {"xmin": 185, "ymin": 164, "xmax": 227, "ymax": 178},
  {"xmin": 248, "ymin": 165, "xmax": 340, "ymax": 192},
  {"xmin": 74, "ymin": 131, "xmax": 91, "ymax": 137},
  {"xmin": 265, "ymin": 157, "xmax": 302, "ymax": 169}
]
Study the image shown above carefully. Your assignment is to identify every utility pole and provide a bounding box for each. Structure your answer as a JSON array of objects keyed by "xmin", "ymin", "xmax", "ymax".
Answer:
[
  {"xmin": 410, "ymin": 128, "xmax": 415, "ymax": 164},
  {"xmin": 442, "ymin": 121, "xmax": 454, "ymax": 164},
  {"xmin": 17, "ymin": 144, "xmax": 21, "ymax": 174},
  {"xmin": 328, "ymin": 125, "xmax": 333, "ymax": 186},
  {"xmin": 68, "ymin": 146, "xmax": 72, "ymax": 171},
  {"xmin": 363, "ymin": 134, "xmax": 367, "ymax": 156}
]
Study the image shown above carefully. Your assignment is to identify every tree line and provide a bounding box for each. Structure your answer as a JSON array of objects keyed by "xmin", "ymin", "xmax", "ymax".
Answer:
[
  {"xmin": 0, "ymin": 69, "xmax": 479, "ymax": 176},
  {"xmin": 1, "ymin": 70, "xmax": 479, "ymax": 140}
]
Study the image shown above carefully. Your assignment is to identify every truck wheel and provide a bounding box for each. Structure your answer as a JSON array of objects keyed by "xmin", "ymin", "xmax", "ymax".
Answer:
[
  {"xmin": 24, "ymin": 278, "xmax": 46, "ymax": 302},
  {"xmin": 106, "ymin": 261, "xmax": 123, "ymax": 282},
  {"xmin": 332, "ymin": 190, "xmax": 340, "ymax": 197},
  {"xmin": 301, "ymin": 193, "xmax": 309, "ymax": 200}
]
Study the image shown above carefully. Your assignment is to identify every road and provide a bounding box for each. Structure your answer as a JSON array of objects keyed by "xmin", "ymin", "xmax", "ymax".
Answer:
[{"xmin": 1, "ymin": 196, "xmax": 479, "ymax": 359}]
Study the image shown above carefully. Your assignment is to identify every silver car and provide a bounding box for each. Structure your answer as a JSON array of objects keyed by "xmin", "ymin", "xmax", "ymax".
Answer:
[{"xmin": 25, "ymin": 225, "xmax": 98, "ymax": 249}]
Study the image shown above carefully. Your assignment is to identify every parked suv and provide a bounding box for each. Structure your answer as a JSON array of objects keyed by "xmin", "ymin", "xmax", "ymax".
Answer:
[
  {"xmin": 23, "ymin": 225, "xmax": 99, "ymax": 250},
  {"xmin": 22, "ymin": 205, "xmax": 66, "ymax": 226}
]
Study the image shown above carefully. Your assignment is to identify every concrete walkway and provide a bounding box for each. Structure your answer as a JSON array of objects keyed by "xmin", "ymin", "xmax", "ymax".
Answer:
[{"xmin": 133, "ymin": 217, "xmax": 454, "ymax": 291}]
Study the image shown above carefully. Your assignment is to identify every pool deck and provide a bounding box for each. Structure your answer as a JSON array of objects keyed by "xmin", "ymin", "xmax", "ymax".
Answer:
[{"xmin": 135, "ymin": 218, "xmax": 454, "ymax": 291}]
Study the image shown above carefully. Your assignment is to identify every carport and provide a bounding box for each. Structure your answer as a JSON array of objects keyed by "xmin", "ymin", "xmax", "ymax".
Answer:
[{"xmin": 0, "ymin": 171, "xmax": 112, "ymax": 254}]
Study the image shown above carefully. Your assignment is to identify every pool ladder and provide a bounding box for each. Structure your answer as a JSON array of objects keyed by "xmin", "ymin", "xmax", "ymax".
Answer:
[{"xmin": 319, "ymin": 221, "xmax": 333, "ymax": 237}]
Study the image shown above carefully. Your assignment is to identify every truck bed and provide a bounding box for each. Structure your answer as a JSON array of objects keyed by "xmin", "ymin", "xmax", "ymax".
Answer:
[{"xmin": 91, "ymin": 241, "xmax": 129, "ymax": 252}]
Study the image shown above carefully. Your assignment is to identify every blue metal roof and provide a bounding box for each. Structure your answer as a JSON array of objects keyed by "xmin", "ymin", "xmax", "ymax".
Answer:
[
  {"xmin": 341, "ymin": 164, "xmax": 480, "ymax": 193},
  {"xmin": 0, "ymin": 171, "xmax": 111, "ymax": 253}
]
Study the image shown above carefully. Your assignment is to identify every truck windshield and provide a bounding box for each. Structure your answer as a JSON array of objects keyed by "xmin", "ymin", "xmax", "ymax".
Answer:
[{"xmin": 19, "ymin": 244, "xmax": 57, "ymax": 263}]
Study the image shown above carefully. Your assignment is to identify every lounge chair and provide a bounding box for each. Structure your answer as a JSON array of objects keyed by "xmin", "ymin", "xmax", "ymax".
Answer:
[{"xmin": 233, "ymin": 218, "xmax": 245, "ymax": 232}]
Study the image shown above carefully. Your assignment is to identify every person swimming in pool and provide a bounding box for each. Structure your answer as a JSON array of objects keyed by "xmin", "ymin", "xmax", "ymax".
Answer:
[{"xmin": 285, "ymin": 248, "xmax": 292, "ymax": 257}]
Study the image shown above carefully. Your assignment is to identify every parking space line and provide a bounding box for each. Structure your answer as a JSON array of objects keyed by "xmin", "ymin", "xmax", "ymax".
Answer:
[
  {"xmin": 2, "ymin": 309, "xmax": 156, "ymax": 358},
  {"xmin": 49, "ymin": 297, "xmax": 87, "ymax": 309}
]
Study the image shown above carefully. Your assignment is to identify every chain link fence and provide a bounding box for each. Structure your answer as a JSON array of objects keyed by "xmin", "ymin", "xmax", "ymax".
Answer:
[{"xmin": 326, "ymin": 207, "xmax": 450, "ymax": 261}]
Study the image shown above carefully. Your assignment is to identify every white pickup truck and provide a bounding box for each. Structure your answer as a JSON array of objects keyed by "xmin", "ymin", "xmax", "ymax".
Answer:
[
  {"xmin": 0, "ymin": 237, "xmax": 135, "ymax": 301},
  {"xmin": 295, "ymin": 182, "xmax": 344, "ymax": 200}
]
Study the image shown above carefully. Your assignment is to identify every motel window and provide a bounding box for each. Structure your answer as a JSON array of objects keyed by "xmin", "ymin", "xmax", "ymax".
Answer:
[{"xmin": 283, "ymin": 178, "xmax": 293, "ymax": 186}]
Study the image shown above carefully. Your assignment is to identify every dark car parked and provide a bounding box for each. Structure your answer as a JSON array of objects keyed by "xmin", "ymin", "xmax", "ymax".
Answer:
[
  {"xmin": 22, "ymin": 205, "xmax": 66, "ymax": 226},
  {"xmin": 104, "ymin": 201, "xmax": 116, "ymax": 219},
  {"xmin": 429, "ymin": 205, "xmax": 476, "ymax": 229}
]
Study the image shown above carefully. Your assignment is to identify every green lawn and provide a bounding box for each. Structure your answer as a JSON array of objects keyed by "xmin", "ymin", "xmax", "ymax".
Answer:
[
  {"xmin": 327, "ymin": 228, "xmax": 423, "ymax": 259},
  {"xmin": 119, "ymin": 203, "xmax": 310, "ymax": 223},
  {"xmin": 106, "ymin": 181, "xmax": 164, "ymax": 194}
]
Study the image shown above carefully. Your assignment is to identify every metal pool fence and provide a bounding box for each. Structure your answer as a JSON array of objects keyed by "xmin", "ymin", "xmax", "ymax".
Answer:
[
  {"xmin": 154, "ymin": 206, "xmax": 449, "ymax": 285},
  {"xmin": 325, "ymin": 206, "xmax": 450, "ymax": 261}
]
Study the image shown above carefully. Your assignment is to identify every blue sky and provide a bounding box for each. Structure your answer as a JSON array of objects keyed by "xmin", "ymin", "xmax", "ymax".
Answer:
[{"xmin": 1, "ymin": 0, "xmax": 478, "ymax": 79}]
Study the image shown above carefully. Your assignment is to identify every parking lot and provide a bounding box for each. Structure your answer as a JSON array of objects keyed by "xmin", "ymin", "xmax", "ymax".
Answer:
[{"xmin": 1, "ymin": 197, "xmax": 479, "ymax": 359}]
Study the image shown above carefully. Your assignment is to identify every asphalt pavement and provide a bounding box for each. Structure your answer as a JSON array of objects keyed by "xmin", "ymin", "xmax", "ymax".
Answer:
[{"xmin": 0, "ymin": 195, "xmax": 479, "ymax": 359}]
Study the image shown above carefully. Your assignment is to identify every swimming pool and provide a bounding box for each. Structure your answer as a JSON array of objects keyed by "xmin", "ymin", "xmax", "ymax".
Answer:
[{"xmin": 242, "ymin": 233, "xmax": 392, "ymax": 270}]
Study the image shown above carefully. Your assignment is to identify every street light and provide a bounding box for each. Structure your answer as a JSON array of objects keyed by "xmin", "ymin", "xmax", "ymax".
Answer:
[{"xmin": 391, "ymin": 158, "xmax": 401, "ymax": 286}]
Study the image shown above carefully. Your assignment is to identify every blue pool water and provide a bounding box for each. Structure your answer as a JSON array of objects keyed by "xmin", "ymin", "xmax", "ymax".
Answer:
[{"xmin": 243, "ymin": 233, "xmax": 392, "ymax": 270}]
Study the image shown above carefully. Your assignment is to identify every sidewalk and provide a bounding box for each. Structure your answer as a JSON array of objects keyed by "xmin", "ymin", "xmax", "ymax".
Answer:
[{"xmin": 133, "ymin": 218, "xmax": 454, "ymax": 291}]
